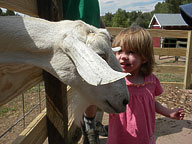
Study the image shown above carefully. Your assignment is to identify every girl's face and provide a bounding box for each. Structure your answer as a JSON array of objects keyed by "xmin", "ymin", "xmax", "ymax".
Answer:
[{"xmin": 115, "ymin": 49, "xmax": 145, "ymax": 76}]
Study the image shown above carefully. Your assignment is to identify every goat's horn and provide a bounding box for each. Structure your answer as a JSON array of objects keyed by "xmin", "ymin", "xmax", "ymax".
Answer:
[
  {"xmin": 63, "ymin": 35, "xmax": 128, "ymax": 86},
  {"xmin": 112, "ymin": 46, "xmax": 121, "ymax": 52}
]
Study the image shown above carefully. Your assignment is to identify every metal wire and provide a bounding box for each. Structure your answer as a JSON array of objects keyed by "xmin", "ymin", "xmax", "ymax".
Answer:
[
  {"xmin": 0, "ymin": 83, "xmax": 45, "ymax": 139},
  {"xmin": 22, "ymin": 93, "xmax": 25, "ymax": 129}
]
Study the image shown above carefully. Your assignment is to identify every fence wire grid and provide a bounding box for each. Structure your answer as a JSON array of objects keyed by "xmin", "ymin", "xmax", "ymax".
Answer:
[{"xmin": 0, "ymin": 82, "xmax": 46, "ymax": 140}]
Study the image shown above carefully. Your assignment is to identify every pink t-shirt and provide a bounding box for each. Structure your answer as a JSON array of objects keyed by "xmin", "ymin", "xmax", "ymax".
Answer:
[{"xmin": 107, "ymin": 74, "xmax": 163, "ymax": 144}]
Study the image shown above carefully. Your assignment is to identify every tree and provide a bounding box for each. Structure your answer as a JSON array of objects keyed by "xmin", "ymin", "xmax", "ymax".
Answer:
[
  {"xmin": 0, "ymin": 8, "xmax": 3, "ymax": 16},
  {"xmin": 153, "ymin": 2, "xmax": 170, "ymax": 13},
  {"xmin": 134, "ymin": 12, "xmax": 152, "ymax": 28},
  {"xmin": 127, "ymin": 11, "xmax": 140, "ymax": 23},
  {"xmin": 101, "ymin": 0, "xmax": 192, "ymax": 28},
  {"xmin": 4, "ymin": 9, "xmax": 15, "ymax": 16},
  {"xmin": 102, "ymin": 12, "xmax": 113, "ymax": 27},
  {"xmin": 182, "ymin": 0, "xmax": 192, "ymax": 5},
  {"xmin": 165, "ymin": 0, "xmax": 182, "ymax": 13},
  {"xmin": 153, "ymin": 0, "xmax": 192, "ymax": 14},
  {"xmin": 126, "ymin": 11, "xmax": 143, "ymax": 27},
  {"xmin": 112, "ymin": 8, "xmax": 128, "ymax": 27}
]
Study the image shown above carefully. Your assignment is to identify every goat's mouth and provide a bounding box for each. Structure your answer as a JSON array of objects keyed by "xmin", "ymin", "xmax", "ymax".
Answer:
[{"xmin": 105, "ymin": 100, "xmax": 120, "ymax": 113}]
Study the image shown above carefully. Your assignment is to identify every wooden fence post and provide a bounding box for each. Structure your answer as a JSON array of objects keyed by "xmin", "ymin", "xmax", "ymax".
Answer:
[
  {"xmin": 37, "ymin": 0, "xmax": 68, "ymax": 143},
  {"xmin": 184, "ymin": 31, "xmax": 192, "ymax": 89}
]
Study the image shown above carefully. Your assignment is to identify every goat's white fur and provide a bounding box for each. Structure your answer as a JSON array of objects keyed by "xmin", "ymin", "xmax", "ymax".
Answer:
[{"xmin": 0, "ymin": 16, "xmax": 129, "ymax": 121}]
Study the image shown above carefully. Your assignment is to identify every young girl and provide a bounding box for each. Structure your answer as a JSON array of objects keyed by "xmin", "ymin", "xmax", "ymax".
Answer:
[{"xmin": 107, "ymin": 26, "xmax": 185, "ymax": 144}]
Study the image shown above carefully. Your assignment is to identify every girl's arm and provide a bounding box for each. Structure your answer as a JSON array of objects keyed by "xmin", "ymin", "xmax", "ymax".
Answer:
[{"xmin": 155, "ymin": 100, "xmax": 184, "ymax": 120}]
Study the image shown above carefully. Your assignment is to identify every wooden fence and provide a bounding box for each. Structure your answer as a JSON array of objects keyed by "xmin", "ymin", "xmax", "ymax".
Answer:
[
  {"xmin": 107, "ymin": 27, "xmax": 192, "ymax": 89},
  {"xmin": 0, "ymin": 1, "xmax": 192, "ymax": 143}
]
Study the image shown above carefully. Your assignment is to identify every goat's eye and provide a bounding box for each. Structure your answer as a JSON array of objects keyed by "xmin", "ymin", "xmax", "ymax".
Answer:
[
  {"xmin": 116, "ymin": 50, "xmax": 123, "ymax": 54},
  {"xmin": 99, "ymin": 54, "xmax": 106, "ymax": 61},
  {"xmin": 126, "ymin": 50, "xmax": 134, "ymax": 54}
]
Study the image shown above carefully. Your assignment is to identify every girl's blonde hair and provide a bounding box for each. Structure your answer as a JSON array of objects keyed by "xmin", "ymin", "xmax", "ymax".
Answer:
[{"xmin": 112, "ymin": 26, "xmax": 155, "ymax": 76}]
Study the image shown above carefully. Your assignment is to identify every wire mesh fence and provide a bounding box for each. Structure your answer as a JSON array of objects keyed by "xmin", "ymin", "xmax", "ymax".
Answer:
[{"xmin": 0, "ymin": 82, "xmax": 46, "ymax": 143}]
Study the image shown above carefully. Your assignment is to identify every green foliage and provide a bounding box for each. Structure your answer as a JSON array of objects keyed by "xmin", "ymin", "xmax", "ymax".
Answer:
[
  {"xmin": 102, "ymin": 12, "xmax": 113, "ymax": 27},
  {"xmin": 102, "ymin": 0, "xmax": 192, "ymax": 28},
  {"xmin": 0, "ymin": 8, "xmax": 15, "ymax": 16},
  {"xmin": 112, "ymin": 9, "xmax": 128, "ymax": 27},
  {"xmin": 153, "ymin": 2, "xmax": 170, "ymax": 13},
  {"xmin": 153, "ymin": 0, "xmax": 192, "ymax": 13},
  {"xmin": 4, "ymin": 9, "xmax": 15, "ymax": 16},
  {"xmin": 155, "ymin": 73, "xmax": 184, "ymax": 82},
  {"xmin": 0, "ymin": 107, "xmax": 16, "ymax": 116},
  {"xmin": 0, "ymin": 8, "xmax": 2, "ymax": 15},
  {"xmin": 182, "ymin": 0, "xmax": 192, "ymax": 5}
]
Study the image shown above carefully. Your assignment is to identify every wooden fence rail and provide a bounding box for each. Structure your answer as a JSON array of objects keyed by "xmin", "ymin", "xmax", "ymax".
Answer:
[
  {"xmin": 107, "ymin": 27, "xmax": 192, "ymax": 89},
  {"xmin": 0, "ymin": 0, "xmax": 38, "ymax": 17},
  {"xmin": 1, "ymin": 1, "xmax": 192, "ymax": 143}
]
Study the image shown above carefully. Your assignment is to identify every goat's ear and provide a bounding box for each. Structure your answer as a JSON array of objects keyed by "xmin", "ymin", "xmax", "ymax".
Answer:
[{"xmin": 62, "ymin": 35, "xmax": 128, "ymax": 86}]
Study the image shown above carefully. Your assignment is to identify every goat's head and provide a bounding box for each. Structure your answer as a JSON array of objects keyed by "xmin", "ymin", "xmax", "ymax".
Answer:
[
  {"xmin": 54, "ymin": 21, "xmax": 130, "ymax": 116},
  {"xmin": 0, "ymin": 17, "xmax": 129, "ymax": 118}
]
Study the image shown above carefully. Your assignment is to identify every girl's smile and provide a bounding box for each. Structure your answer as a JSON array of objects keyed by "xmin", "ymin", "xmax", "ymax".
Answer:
[
  {"xmin": 120, "ymin": 62, "xmax": 131, "ymax": 69},
  {"xmin": 115, "ymin": 50, "xmax": 143, "ymax": 76}
]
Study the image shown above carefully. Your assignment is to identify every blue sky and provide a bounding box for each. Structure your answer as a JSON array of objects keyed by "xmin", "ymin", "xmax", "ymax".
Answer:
[
  {"xmin": 99, "ymin": 0, "xmax": 164, "ymax": 15},
  {"xmin": 1, "ymin": 0, "xmax": 164, "ymax": 16}
]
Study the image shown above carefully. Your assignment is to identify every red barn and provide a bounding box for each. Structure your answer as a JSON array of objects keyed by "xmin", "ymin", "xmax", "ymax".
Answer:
[{"xmin": 148, "ymin": 14, "xmax": 192, "ymax": 48}]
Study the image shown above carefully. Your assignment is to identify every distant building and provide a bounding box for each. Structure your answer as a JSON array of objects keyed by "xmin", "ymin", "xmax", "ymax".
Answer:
[{"xmin": 148, "ymin": 13, "xmax": 192, "ymax": 47}]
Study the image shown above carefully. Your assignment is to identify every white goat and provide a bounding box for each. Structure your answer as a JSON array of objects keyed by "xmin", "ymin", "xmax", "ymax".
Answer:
[{"xmin": 0, "ymin": 16, "xmax": 129, "ymax": 121}]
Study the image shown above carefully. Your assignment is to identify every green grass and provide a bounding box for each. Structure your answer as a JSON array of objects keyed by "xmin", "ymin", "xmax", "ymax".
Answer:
[
  {"xmin": 26, "ymin": 82, "xmax": 44, "ymax": 93},
  {"xmin": 155, "ymin": 73, "xmax": 184, "ymax": 82},
  {"xmin": 0, "ymin": 107, "xmax": 16, "ymax": 116},
  {"xmin": 0, "ymin": 83, "xmax": 45, "ymax": 116}
]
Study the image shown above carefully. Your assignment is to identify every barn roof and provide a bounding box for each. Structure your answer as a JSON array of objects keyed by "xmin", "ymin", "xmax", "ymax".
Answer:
[{"xmin": 149, "ymin": 13, "xmax": 188, "ymax": 28}]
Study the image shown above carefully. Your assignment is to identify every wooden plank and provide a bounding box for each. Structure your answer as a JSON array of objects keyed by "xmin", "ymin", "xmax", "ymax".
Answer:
[
  {"xmin": 37, "ymin": 0, "xmax": 63, "ymax": 21},
  {"xmin": 67, "ymin": 86, "xmax": 82, "ymax": 144},
  {"xmin": 160, "ymin": 82, "xmax": 184, "ymax": 89},
  {"xmin": 154, "ymin": 47, "xmax": 186, "ymax": 56},
  {"xmin": 184, "ymin": 31, "xmax": 192, "ymax": 89},
  {"xmin": 107, "ymin": 27, "xmax": 189, "ymax": 39},
  {"xmin": 68, "ymin": 120, "xmax": 82, "ymax": 144},
  {"xmin": 147, "ymin": 29, "xmax": 188, "ymax": 38},
  {"xmin": 0, "ymin": 0, "xmax": 38, "ymax": 17},
  {"xmin": 12, "ymin": 109, "xmax": 47, "ymax": 144},
  {"xmin": 154, "ymin": 65, "xmax": 185, "ymax": 74},
  {"xmin": 0, "ymin": 64, "xmax": 43, "ymax": 106},
  {"xmin": 38, "ymin": 0, "xmax": 68, "ymax": 143},
  {"xmin": 43, "ymin": 71, "xmax": 68, "ymax": 144},
  {"xmin": 106, "ymin": 27, "xmax": 124, "ymax": 36}
]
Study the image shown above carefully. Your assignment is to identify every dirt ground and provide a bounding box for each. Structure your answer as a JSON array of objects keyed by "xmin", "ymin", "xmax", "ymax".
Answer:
[
  {"xmin": 0, "ymin": 86, "xmax": 46, "ymax": 144},
  {"xmin": 1, "ymin": 56, "xmax": 192, "ymax": 144},
  {"xmin": 154, "ymin": 85, "xmax": 192, "ymax": 144}
]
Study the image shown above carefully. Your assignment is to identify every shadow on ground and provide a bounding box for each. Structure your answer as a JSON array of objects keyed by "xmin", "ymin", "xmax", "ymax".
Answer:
[{"xmin": 155, "ymin": 117, "xmax": 192, "ymax": 143}]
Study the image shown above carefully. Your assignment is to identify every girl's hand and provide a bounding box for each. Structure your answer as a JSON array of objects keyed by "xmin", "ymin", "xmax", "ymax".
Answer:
[{"xmin": 169, "ymin": 108, "xmax": 185, "ymax": 120}]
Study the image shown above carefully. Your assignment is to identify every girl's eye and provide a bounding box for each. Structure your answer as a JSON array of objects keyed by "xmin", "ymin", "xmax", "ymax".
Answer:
[
  {"xmin": 119, "ymin": 50, "xmax": 123, "ymax": 53},
  {"xmin": 128, "ymin": 51, "xmax": 134, "ymax": 54},
  {"xmin": 116, "ymin": 50, "xmax": 122, "ymax": 54}
]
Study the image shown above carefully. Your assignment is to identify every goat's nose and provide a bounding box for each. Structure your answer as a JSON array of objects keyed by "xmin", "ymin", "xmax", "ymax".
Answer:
[{"xmin": 123, "ymin": 99, "xmax": 129, "ymax": 106}]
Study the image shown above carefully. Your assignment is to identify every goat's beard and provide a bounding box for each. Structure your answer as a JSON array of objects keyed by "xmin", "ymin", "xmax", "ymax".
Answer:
[{"xmin": 67, "ymin": 88, "xmax": 90, "ymax": 126}]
